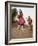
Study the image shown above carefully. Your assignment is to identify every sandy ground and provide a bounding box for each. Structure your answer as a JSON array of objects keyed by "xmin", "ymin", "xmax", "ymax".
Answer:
[{"xmin": 10, "ymin": 23, "xmax": 33, "ymax": 39}]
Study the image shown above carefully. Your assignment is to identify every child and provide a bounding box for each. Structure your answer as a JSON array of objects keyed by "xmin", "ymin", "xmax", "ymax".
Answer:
[
  {"xmin": 27, "ymin": 16, "xmax": 32, "ymax": 30},
  {"xmin": 27, "ymin": 16, "xmax": 32, "ymax": 25},
  {"xmin": 16, "ymin": 9, "xmax": 25, "ymax": 31}
]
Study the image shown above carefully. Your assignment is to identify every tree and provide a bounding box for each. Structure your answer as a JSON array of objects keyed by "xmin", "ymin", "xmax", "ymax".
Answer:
[{"xmin": 12, "ymin": 8, "xmax": 17, "ymax": 23}]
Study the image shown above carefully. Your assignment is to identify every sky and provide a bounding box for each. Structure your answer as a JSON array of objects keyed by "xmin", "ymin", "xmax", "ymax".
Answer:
[{"xmin": 16, "ymin": 7, "xmax": 33, "ymax": 16}]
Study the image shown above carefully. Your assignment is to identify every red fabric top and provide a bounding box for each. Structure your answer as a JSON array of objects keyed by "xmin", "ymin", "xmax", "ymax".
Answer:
[{"xmin": 16, "ymin": 16, "xmax": 25, "ymax": 25}]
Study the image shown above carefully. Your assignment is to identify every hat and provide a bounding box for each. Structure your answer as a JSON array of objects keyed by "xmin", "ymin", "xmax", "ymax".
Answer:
[{"xmin": 19, "ymin": 9, "xmax": 22, "ymax": 13}]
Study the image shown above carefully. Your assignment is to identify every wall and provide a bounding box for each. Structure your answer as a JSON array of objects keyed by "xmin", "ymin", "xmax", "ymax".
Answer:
[{"xmin": 37, "ymin": 4, "xmax": 38, "ymax": 42}]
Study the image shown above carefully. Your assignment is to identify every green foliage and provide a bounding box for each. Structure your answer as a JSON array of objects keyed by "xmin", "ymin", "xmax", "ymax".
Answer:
[{"xmin": 12, "ymin": 8, "xmax": 17, "ymax": 23}]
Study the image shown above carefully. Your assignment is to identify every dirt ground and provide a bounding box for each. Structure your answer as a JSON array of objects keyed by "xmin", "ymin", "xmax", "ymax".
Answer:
[{"xmin": 10, "ymin": 23, "xmax": 33, "ymax": 39}]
